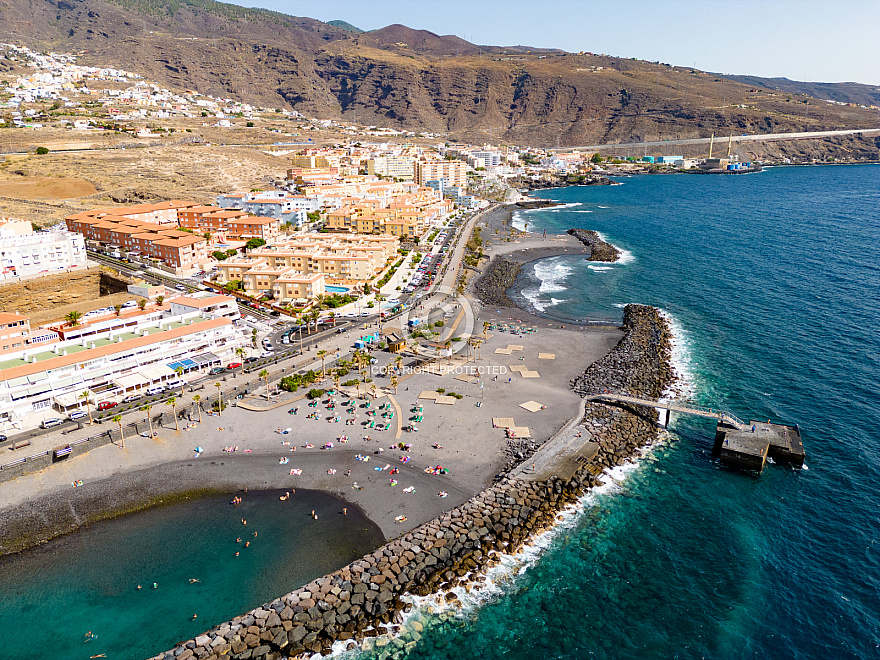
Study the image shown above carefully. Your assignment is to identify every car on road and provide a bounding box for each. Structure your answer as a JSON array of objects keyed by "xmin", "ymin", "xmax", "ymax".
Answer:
[
  {"xmin": 68, "ymin": 410, "xmax": 88, "ymax": 421},
  {"xmin": 41, "ymin": 418, "xmax": 63, "ymax": 429},
  {"xmin": 244, "ymin": 357, "xmax": 258, "ymax": 364},
  {"xmin": 208, "ymin": 367, "xmax": 225, "ymax": 376},
  {"xmin": 97, "ymin": 401, "xmax": 118, "ymax": 411},
  {"xmin": 227, "ymin": 362, "xmax": 242, "ymax": 369},
  {"xmin": 146, "ymin": 385, "xmax": 167, "ymax": 396},
  {"xmin": 269, "ymin": 310, "xmax": 281, "ymax": 317},
  {"xmin": 260, "ymin": 350, "xmax": 275, "ymax": 358},
  {"xmin": 122, "ymin": 395, "xmax": 141, "ymax": 404}
]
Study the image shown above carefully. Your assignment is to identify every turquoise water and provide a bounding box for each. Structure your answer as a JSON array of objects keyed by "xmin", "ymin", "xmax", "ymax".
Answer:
[
  {"xmin": 0, "ymin": 490, "xmax": 383, "ymax": 660},
  {"xmin": 356, "ymin": 165, "xmax": 880, "ymax": 659},
  {"xmin": 326, "ymin": 285, "xmax": 351, "ymax": 293}
]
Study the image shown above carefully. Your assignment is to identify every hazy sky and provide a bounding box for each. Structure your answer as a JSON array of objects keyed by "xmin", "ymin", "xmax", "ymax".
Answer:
[{"xmin": 241, "ymin": 0, "xmax": 880, "ymax": 85}]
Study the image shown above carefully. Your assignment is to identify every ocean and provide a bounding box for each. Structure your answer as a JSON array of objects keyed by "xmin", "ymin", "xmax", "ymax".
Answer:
[{"xmin": 352, "ymin": 165, "xmax": 880, "ymax": 659}]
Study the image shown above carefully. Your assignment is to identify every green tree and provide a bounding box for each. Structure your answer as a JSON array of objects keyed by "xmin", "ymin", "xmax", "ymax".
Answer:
[
  {"xmin": 137, "ymin": 299, "xmax": 147, "ymax": 311},
  {"xmin": 114, "ymin": 304, "xmax": 123, "ymax": 316},
  {"xmin": 65, "ymin": 310, "xmax": 83, "ymax": 327},
  {"xmin": 156, "ymin": 295, "xmax": 165, "ymax": 306},
  {"xmin": 79, "ymin": 390, "xmax": 93, "ymax": 424},
  {"xmin": 167, "ymin": 396, "xmax": 180, "ymax": 432},
  {"xmin": 317, "ymin": 349, "xmax": 327, "ymax": 378},
  {"xmin": 174, "ymin": 366, "xmax": 186, "ymax": 396},
  {"xmin": 112, "ymin": 414, "xmax": 125, "ymax": 448},
  {"xmin": 141, "ymin": 404, "xmax": 154, "ymax": 439},
  {"xmin": 35, "ymin": 146, "xmax": 49, "ymax": 155},
  {"xmin": 214, "ymin": 382, "xmax": 223, "ymax": 417},
  {"xmin": 192, "ymin": 395, "xmax": 202, "ymax": 423},
  {"xmin": 590, "ymin": 152, "xmax": 603, "ymax": 163},
  {"xmin": 259, "ymin": 368, "xmax": 270, "ymax": 400},
  {"xmin": 245, "ymin": 238, "xmax": 266, "ymax": 250}
]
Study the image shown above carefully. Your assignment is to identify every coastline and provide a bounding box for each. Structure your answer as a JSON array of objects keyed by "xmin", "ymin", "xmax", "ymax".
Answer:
[
  {"xmin": 0, "ymin": 199, "xmax": 678, "ymax": 660},
  {"xmin": 145, "ymin": 203, "xmax": 676, "ymax": 658}
]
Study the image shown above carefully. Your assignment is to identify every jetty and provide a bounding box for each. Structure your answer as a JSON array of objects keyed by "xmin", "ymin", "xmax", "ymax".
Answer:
[{"xmin": 585, "ymin": 393, "xmax": 805, "ymax": 473}]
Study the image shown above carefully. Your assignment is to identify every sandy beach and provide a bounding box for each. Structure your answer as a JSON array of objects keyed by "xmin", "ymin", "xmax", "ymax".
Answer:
[{"xmin": 0, "ymin": 202, "xmax": 621, "ymax": 553}]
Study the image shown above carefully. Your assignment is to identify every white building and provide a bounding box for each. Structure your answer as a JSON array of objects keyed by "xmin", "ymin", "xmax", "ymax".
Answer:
[
  {"xmin": 0, "ymin": 309, "xmax": 246, "ymax": 432},
  {"xmin": 0, "ymin": 219, "xmax": 87, "ymax": 280}
]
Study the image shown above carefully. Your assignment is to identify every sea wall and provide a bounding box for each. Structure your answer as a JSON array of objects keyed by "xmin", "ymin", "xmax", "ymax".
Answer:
[
  {"xmin": 472, "ymin": 256, "xmax": 521, "ymax": 307},
  {"xmin": 153, "ymin": 304, "xmax": 673, "ymax": 660},
  {"xmin": 567, "ymin": 227, "xmax": 621, "ymax": 262}
]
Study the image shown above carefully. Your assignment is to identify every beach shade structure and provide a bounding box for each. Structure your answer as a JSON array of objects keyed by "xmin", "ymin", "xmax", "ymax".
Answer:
[
  {"xmin": 506, "ymin": 345, "xmax": 524, "ymax": 352},
  {"xmin": 509, "ymin": 365, "xmax": 527, "ymax": 372},
  {"xmin": 506, "ymin": 426, "xmax": 531, "ymax": 438},
  {"xmin": 454, "ymin": 374, "xmax": 475, "ymax": 383},
  {"xmin": 520, "ymin": 401, "xmax": 546, "ymax": 413},
  {"xmin": 494, "ymin": 348, "xmax": 513, "ymax": 355},
  {"xmin": 418, "ymin": 391, "xmax": 441, "ymax": 400},
  {"xmin": 434, "ymin": 396, "xmax": 456, "ymax": 405},
  {"xmin": 538, "ymin": 353, "xmax": 556, "ymax": 360},
  {"xmin": 493, "ymin": 417, "xmax": 516, "ymax": 428},
  {"xmin": 520, "ymin": 370, "xmax": 541, "ymax": 378}
]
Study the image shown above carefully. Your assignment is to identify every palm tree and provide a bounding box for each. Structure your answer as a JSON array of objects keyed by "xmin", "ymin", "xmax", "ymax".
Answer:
[
  {"xmin": 112, "ymin": 414, "xmax": 125, "ymax": 449},
  {"xmin": 78, "ymin": 390, "xmax": 93, "ymax": 424},
  {"xmin": 332, "ymin": 369, "xmax": 341, "ymax": 393},
  {"xmin": 141, "ymin": 404, "xmax": 154, "ymax": 439},
  {"xmin": 394, "ymin": 354, "xmax": 403, "ymax": 375},
  {"xmin": 483, "ymin": 321, "xmax": 490, "ymax": 338},
  {"xmin": 192, "ymin": 395, "xmax": 202, "ymax": 423},
  {"xmin": 214, "ymin": 382, "xmax": 223, "ymax": 417},
  {"xmin": 391, "ymin": 373, "xmax": 399, "ymax": 394},
  {"xmin": 329, "ymin": 311, "xmax": 336, "ymax": 327},
  {"xmin": 370, "ymin": 383, "xmax": 377, "ymax": 399},
  {"xmin": 65, "ymin": 310, "xmax": 83, "ymax": 327},
  {"xmin": 251, "ymin": 329, "xmax": 258, "ymax": 353},
  {"xmin": 444, "ymin": 339, "xmax": 453, "ymax": 364},
  {"xmin": 137, "ymin": 299, "xmax": 147, "ymax": 311},
  {"xmin": 114, "ymin": 304, "xmax": 123, "ymax": 317},
  {"xmin": 235, "ymin": 347, "xmax": 246, "ymax": 364},
  {"xmin": 156, "ymin": 295, "xmax": 165, "ymax": 306},
  {"xmin": 259, "ymin": 369, "xmax": 270, "ymax": 400},
  {"xmin": 167, "ymin": 396, "xmax": 180, "ymax": 432},
  {"xmin": 174, "ymin": 366, "xmax": 185, "ymax": 396},
  {"xmin": 317, "ymin": 349, "xmax": 327, "ymax": 378}
]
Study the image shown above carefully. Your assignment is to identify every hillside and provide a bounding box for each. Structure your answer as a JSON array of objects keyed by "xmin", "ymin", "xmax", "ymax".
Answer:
[
  {"xmin": 0, "ymin": 0, "xmax": 877, "ymax": 150},
  {"xmin": 718, "ymin": 74, "xmax": 880, "ymax": 109}
]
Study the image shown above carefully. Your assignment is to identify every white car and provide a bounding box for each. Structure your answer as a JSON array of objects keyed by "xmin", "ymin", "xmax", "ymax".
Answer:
[{"xmin": 260, "ymin": 350, "xmax": 275, "ymax": 358}]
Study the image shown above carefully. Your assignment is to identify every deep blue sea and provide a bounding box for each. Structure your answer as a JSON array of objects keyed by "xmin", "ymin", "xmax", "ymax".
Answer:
[{"xmin": 354, "ymin": 165, "xmax": 880, "ymax": 659}]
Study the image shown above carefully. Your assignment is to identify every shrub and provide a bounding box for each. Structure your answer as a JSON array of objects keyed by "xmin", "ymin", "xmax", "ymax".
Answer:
[
  {"xmin": 436, "ymin": 388, "xmax": 445, "ymax": 394},
  {"xmin": 342, "ymin": 379, "xmax": 359, "ymax": 387},
  {"xmin": 35, "ymin": 146, "xmax": 49, "ymax": 155},
  {"xmin": 307, "ymin": 388, "xmax": 325, "ymax": 400}
]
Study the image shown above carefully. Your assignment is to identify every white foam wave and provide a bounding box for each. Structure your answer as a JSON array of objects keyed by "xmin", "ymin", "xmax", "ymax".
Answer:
[
  {"xmin": 587, "ymin": 265, "xmax": 613, "ymax": 272},
  {"xmin": 656, "ymin": 308, "xmax": 698, "ymax": 402},
  {"xmin": 534, "ymin": 259, "xmax": 572, "ymax": 294},
  {"xmin": 597, "ymin": 205, "xmax": 609, "ymax": 209},
  {"xmin": 594, "ymin": 231, "xmax": 634, "ymax": 265},
  {"xmin": 570, "ymin": 210, "xmax": 593, "ymax": 213}
]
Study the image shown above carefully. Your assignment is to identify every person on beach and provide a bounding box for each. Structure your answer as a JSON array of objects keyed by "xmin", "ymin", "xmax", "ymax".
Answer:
[{"xmin": 343, "ymin": 507, "xmax": 347, "ymax": 516}]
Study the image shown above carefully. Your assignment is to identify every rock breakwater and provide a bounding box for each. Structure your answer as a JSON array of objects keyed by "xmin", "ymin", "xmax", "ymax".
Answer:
[
  {"xmin": 473, "ymin": 256, "xmax": 521, "ymax": 307},
  {"xmin": 567, "ymin": 227, "xmax": 621, "ymax": 262},
  {"xmin": 153, "ymin": 305, "xmax": 674, "ymax": 660}
]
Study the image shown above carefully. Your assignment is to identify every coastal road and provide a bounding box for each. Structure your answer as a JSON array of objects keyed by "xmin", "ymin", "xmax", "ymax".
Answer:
[{"xmin": 554, "ymin": 127, "xmax": 880, "ymax": 152}]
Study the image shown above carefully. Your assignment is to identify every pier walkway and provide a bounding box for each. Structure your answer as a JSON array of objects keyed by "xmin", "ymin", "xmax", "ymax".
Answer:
[{"xmin": 583, "ymin": 392, "xmax": 746, "ymax": 429}]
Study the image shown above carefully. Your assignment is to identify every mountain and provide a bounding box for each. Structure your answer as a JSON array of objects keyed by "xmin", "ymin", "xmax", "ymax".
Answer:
[
  {"xmin": 717, "ymin": 74, "xmax": 880, "ymax": 108},
  {"xmin": 326, "ymin": 20, "xmax": 363, "ymax": 34},
  {"xmin": 1, "ymin": 0, "xmax": 877, "ymax": 151}
]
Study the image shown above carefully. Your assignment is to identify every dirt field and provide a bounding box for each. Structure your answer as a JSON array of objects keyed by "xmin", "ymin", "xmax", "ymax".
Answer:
[{"xmin": 0, "ymin": 176, "xmax": 97, "ymax": 199}]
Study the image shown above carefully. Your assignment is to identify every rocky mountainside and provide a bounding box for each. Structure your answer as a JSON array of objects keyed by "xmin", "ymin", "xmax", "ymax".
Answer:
[
  {"xmin": 718, "ymin": 74, "xmax": 880, "ymax": 108},
  {"xmin": 1, "ymin": 0, "xmax": 878, "ymax": 149}
]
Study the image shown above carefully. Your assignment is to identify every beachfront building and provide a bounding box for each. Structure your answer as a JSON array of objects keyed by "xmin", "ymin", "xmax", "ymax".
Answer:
[
  {"xmin": 0, "ymin": 308, "xmax": 247, "ymax": 432},
  {"xmin": 415, "ymin": 159, "xmax": 468, "ymax": 188},
  {"xmin": 0, "ymin": 218, "xmax": 87, "ymax": 281}
]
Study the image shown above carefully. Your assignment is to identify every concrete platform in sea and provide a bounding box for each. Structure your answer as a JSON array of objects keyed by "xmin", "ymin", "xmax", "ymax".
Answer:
[{"xmin": 713, "ymin": 421, "xmax": 805, "ymax": 472}]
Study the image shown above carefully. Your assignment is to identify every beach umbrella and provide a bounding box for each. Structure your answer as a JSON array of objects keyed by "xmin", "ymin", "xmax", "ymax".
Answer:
[
  {"xmin": 286, "ymin": 428, "xmax": 292, "ymax": 433},
  {"xmin": 195, "ymin": 447, "xmax": 204, "ymax": 453}
]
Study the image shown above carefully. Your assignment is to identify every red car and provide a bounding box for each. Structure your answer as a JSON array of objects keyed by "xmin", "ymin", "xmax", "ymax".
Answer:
[
  {"xmin": 97, "ymin": 401, "xmax": 118, "ymax": 411},
  {"xmin": 227, "ymin": 362, "xmax": 242, "ymax": 369}
]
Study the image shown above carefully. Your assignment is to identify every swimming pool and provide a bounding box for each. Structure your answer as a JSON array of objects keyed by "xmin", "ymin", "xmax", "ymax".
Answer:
[{"xmin": 325, "ymin": 285, "xmax": 349, "ymax": 293}]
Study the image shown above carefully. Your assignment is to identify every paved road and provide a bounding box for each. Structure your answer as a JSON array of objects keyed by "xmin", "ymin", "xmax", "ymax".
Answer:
[{"xmin": 555, "ymin": 127, "xmax": 880, "ymax": 152}]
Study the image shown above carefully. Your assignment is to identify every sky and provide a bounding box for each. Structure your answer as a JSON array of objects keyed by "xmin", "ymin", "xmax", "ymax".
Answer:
[{"xmin": 240, "ymin": 0, "xmax": 880, "ymax": 85}]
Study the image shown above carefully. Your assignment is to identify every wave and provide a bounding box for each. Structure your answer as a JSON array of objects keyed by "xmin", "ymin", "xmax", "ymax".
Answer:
[
  {"xmin": 656, "ymin": 308, "xmax": 698, "ymax": 402},
  {"xmin": 570, "ymin": 210, "xmax": 594, "ymax": 213},
  {"xmin": 594, "ymin": 231, "xmax": 635, "ymax": 264},
  {"xmin": 587, "ymin": 265, "xmax": 613, "ymax": 272}
]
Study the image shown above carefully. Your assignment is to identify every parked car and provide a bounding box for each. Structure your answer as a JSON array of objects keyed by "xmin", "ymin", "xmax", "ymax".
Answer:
[
  {"xmin": 208, "ymin": 367, "xmax": 225, "ymax": 376},
  {"xmin": 41, "ymin": 418, "xmax": 63, "ymax": 429},
  {"xmin": 68, "ymin": 410, "xmax": 88, "ymax": 421},
  {"xmin": 260, "ymin": 350, "xmax": 275, "ymax": 358},
  {"xmin": 227, "ymin": 362, "xmax": 242, "ymax": 369},
  {"xmin": 244, "ymin": 357, "xmax": 258, "ymax": 364},
  {"xmin": 97, "ymin": 401, "xmax": 118, "ymax": 411},
  {"xmin": 122, "ymin": 394, "xmax": 141, "ymax": 404},
  {"xmin": 146, "ymin": 385, "xmax": 166, "ymax": 396}
]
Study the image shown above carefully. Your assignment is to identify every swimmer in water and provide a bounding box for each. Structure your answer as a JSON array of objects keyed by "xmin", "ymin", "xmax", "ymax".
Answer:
[
  {"xmin": 189, "ymin": 579, "xmax": 200, "ymax": 584},
  {"xmin": 153, "ymin": 583, "xmax": 158, "ymax": 589},
  {"xmin": 245, "ymin": 541, "xmax": 250, "ymax": 547}
]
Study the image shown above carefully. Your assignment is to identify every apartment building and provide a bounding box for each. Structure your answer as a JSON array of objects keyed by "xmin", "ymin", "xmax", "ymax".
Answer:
[
  {"xmin": 216, "ymin": 192, "xmax": 309, "ymax": 227},
  {"xmin": 0, "ymin": 221, "xmax": 87, "ymax": 280},
  {"xmin": 0, "ymin": 313, "xmax": 58, "ymax": 356},
  {"xmin": 168, "ymin": 292, "xmax": 240, "ymax": 321},
  {"xmin": 0, "ymin": 311, "xmax": 246, "ymax": 431},
  {"xmin": 415, "ymin": 159, "xmax": 468, "ymax": 187},
  {"xmin": 66, "ymin": 210, "xmax": 208, "ymax": 273},
  {"xmin": 366, "ymin": 155, "xmax": 416, "ymax": 180}
]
